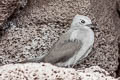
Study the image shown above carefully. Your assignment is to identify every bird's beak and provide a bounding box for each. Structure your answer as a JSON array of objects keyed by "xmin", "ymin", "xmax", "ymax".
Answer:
[{"xmin": 86, "ymin": 23, "xmax": 97, "ymax": 30}]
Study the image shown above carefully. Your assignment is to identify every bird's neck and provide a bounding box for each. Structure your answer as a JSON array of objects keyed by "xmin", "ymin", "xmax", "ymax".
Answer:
[{"xmin": 70, "ymin": 25, "xmax": 91, "ymax": 31}]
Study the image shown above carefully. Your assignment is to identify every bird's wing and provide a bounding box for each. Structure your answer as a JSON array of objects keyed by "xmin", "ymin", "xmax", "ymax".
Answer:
[{"xmin": 44, "ymin": 31, "xmax": 82, "ymax": 64}]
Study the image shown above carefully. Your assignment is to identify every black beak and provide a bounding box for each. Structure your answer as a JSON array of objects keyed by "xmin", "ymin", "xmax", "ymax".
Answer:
[{"xmin": 86, "ymin": 23, "xmax": 98, "ymax": 30}]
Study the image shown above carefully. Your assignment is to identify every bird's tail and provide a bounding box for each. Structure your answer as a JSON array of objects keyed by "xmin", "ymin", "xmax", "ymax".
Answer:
[{"xmin": 19, "ymin": 53, "xmax": 48, "ymax": 63}]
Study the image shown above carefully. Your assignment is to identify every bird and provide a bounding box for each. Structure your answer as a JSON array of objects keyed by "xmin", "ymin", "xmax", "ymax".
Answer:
[{"xmin": 20, "ymin": 14, "xmax": 95, "ymax": 67}]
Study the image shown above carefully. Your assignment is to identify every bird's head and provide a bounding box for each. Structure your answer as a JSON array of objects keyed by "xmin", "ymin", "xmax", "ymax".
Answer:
[{"xmin": 71, "ymin": 14, "xmax": 96, "ymax": 29}]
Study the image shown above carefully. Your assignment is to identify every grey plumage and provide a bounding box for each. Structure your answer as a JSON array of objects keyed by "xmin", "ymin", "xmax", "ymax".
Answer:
[
  {"xmin": 44, "ymin": 31, "xmax": 82, "ymax": 64},
  {"xmin": 20, "ymin": 14, "xmax": 95, "ymax": 67}
]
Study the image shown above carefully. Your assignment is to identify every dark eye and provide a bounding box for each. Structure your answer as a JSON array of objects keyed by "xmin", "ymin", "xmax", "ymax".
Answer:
[{"xmin": 81, "ymin": 20, "xmax": 85, "ymax": 23}]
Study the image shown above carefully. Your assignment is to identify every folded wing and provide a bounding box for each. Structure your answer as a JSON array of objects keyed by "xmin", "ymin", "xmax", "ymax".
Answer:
[{"xmin": 44, "ymin": 32, "xmax": 82, "ymax": 64}]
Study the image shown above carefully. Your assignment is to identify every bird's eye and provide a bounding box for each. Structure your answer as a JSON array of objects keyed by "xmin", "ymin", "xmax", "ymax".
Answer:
[{"xmin": 81, "ymin": 20, "xmax": 85, "ymax": 24}]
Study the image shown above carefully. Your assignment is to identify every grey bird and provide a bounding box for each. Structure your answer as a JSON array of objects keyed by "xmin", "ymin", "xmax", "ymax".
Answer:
[{"xmin": 20, "ymin": 14, "xmax": 95, "ymax": 67}]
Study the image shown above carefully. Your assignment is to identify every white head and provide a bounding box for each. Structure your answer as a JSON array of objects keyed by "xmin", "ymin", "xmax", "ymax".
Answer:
[{"xmin": 71, "ymin": 14, "xmax": 93, "ymax": 28}]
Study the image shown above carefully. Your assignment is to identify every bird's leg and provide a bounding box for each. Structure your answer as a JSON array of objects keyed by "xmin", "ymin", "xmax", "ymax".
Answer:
[
  {"xmin": 56, "ymin": 62, "xmax": 71, "ymax": 68},
  {"xmin": 56, "ymin": 62, "xmax": 66, "ymax": 67},
  {"xmin": 66, "ymin": 65, "xmax": 72, "ymax": 68}
]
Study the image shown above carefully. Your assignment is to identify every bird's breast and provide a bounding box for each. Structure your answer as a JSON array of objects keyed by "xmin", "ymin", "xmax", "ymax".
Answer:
[{"xmin": 70, "ymin": 28, "xmax": 94, "ymax": 44}]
